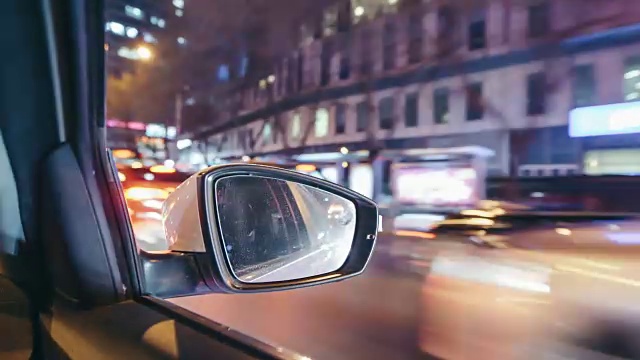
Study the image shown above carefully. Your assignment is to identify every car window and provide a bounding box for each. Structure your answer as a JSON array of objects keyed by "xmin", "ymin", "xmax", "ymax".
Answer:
[{"xmin": 104, "ymin": 0, "xmax": 640, "ymax": 359}]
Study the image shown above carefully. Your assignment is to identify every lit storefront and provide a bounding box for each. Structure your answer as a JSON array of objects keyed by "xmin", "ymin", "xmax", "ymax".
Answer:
[{"xmin": 570, "ymin": 101, "xmax": 640, "ymax": 175}]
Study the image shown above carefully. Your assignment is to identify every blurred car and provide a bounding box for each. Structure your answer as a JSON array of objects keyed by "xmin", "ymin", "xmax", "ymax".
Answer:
[
  {"xmin": 118, "ymin": 164, "xmax": 191, "ymax": 220},
  {"xmin": 418, "ymin": 214, "xmax": 640, "ymax": 359}
]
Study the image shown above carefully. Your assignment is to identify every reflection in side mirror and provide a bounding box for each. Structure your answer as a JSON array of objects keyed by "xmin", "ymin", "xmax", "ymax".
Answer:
[
  {"xmin": 215, "ymin": 175, "xmax": 356, "ymax": 283},
  {"xmin": 163, "ymin": 164, "xmax": 378, "ymax": 294}
]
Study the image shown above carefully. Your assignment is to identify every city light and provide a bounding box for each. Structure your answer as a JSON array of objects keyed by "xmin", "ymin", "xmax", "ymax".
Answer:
[
  {"xmin": 342, "ymin": 161, "xmax": 349, "ymax": 168},
  {"xmin": 176, "ymin": 139, "xmax": 192, "ymax": 150},
  {"xmin": 137, "ymin": 46, "xmax": 153, "ymax": 60},
  {"xmin": 354, "ymin": 6, "xmax": 365, "ymax": 17},
  {"xmin": 388, "ymin": 0, "xmax": 398, "ymax": 4},
  {"xmin": 267, "ymin": 74, "xmax": 276, "ymax": 83},
  {"xmin": 126, "ymin": 27, "xmax": 138, "ymax": 38},
  {"xmin": 624, "ymin": 70, "xmax": 640, "ymax": 79},
  {"xmin": 340, "ymin": 147, "xmax": 349, "ymax": 155}
]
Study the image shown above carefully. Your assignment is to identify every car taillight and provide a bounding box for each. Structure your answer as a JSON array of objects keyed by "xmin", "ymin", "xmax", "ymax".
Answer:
[
  {"xmin": 124, "ymin": 187, "xmax": 170, "ymax": 201},
  {"xmin": 149, "ymin": 165, "xmax": 176, "ymax": 174},
  {"xmin": 394, "ymin": 230, "xmax": 437, "ymax": 239}
]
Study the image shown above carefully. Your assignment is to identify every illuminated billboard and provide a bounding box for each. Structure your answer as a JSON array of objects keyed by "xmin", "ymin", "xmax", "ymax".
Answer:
[
  {"xmin": 393, "ymin": 166, "xmax": 479, "ymax": 208},
  {"xmin": 569, "ymin": 101, "xmax": 640, "ymax": 137}
]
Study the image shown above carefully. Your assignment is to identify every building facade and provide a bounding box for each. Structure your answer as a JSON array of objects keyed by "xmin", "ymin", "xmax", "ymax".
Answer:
[
  {"xmin": 179, "ymin": 0, "xmax": 640, "ymax": 177},
  {"xmin": 105, "ymin": 0, "xmax": 177, "ymax": 75}
]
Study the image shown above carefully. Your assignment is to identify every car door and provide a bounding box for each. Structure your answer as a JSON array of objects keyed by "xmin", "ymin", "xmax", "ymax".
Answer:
[{"xmin": 0, "ymin": 0, "xmax": 323, "ymax": 359}]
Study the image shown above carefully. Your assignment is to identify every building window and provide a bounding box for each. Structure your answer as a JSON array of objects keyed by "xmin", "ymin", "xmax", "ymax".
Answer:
[
  {"xmin": 339, "ymin": 55, "xmax": 350, "ymax": 80},
  {"xmin": 466, "ymin": 82, "xmax": 484, "ymax": 120},
  {"xmin": 217, "ymin": 65, "xmax": 230, "ymax": 82},
  {"xmin": 573, "ymin": 64, "xmax": 595, "ymax": 107},
  {"xmin": 335, "ymin": 104, "xmax": 346, "ymax": 134},
  {"xmin": 356, "ymin": 101, "xmax": 368, "ymax": 132},
  {"xmin": 106, "ymin": 22, "xmax": 125, "ymax": 36},
  {"xmin": 263, "ymin": 123, "xmax": 272, "ymax": 144},
  {"xmin": 383, "ymin": 21, "xmax": 396, "ymax": 71},
  {"xmin": 623, "ymin": 56, "xmax": 640, "ymax": 101},
  {"xmin": 315, "ymin": 108, "xmax": 329, "ymax": 137},
  {"xmin": 379, "ymin": 97, "xmax": 394, "ymax": 130},
  {"xmin": 290, "ymin": 113, "xmax": 301, "ymax": 139},
  {"xmin": 468, "ymin": 12, "xmax": 486, "ymax": 50},
  {"xmin": 527, "ymin": 72, "xmax": 546, "ymax": 115},
  {"xmin": 143, "ymin": 32, "xmax": 157, "ymax": 43},
  {"xmin": 528, "ymin": 2, "xmax": 549, "ymax": 38},
  {"xmin": 125, "ymin": 5, "xmax": 144, "ymax": 20},
  {"xmin": 408, "ymin": 13, "xmax": 423, "ymax": 64},
  {"xmin": 321, "ymin": 41, "xmax": 333, "ymax": 86},
  {"xmin": 437, "ymin": 6, "xmax": 458, "ymax": 56},
  {"xmin": 433, "ymin": 88, "xmax": 449, "ymax": 124},
  {"xmin": 125, "ymin": 27, "xmax": 138, "ymax": 38},
  {"xmin": 404, "ymin": 93, "xmax": 418, "ymax": 127}
]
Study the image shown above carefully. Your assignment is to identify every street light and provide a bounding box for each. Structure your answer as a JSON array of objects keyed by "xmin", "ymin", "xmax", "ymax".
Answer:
[{"xmin": 136, "ymin": 46, "xmax": 153, "ymax": 61}]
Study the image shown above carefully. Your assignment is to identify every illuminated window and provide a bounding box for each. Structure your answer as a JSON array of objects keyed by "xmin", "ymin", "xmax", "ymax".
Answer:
[
  {"xmin": 624, "ymin": 56, "xmax": 640, "ymax": 102},
  {"xmin": 263, "ymin": 123, "xmax": 272, "ymax": 144},
  {"xmin": 290, "ymin": 113, "xmax": 301, "ymax": 139},
  {"xmin": 433, "ymin": 88, "xmax": 449, "ymax": 124},
  {"xmin": 125, "ymin": 5, "xmax": 144, "ymax": 20},
  {"xmin": 125, "ymin": 27, "xmax": 138, "ymax": 38},
  {"xmin": 315, "ymin": 108, "xmax": 329, "ymax": 137},
  {"xmin": 143, "ymin": 32, "xmax": 157, "ymax": 43},
  {"xmin": 107, "ymin": 22, "xmax": 125, "ymax": 36},
  {"xmin": 217, "ymin": 64, "xmax": 230, "ymax": 82}
]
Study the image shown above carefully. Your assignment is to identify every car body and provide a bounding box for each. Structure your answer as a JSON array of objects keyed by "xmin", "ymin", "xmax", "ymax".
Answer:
[
  {"xmin": 418, "ymin": 215, "xmax": 640, "ymax": 359},
  {"xmin": 118, "ymin": 165, "xmax": 191, "ymax": 219}
]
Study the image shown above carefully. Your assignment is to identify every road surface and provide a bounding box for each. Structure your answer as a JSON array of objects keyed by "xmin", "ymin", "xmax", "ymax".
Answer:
[{"xmin": 132, "ymin": 217, "xmax": 434, "ymax": 360}]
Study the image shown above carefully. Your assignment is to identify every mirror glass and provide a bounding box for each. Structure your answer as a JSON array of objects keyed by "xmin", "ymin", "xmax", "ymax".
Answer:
[{"xmin": 215, "ymin": 175, "xmax": 357, "ymax": 283}]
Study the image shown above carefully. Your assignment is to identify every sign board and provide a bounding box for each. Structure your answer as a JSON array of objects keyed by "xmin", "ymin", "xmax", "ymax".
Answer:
[{"xmin": 570, "ymin": 101, "xmax": 640, "ymax": 137}]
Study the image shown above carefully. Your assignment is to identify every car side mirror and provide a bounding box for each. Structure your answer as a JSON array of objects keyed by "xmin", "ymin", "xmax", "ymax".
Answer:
[{"xmin": 162, "ymin": 164, "xmax": 379, "ymax": 293}]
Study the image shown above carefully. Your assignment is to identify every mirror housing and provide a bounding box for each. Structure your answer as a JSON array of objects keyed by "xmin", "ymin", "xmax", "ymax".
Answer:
[{"xmin": 162, "ymin": 164, "xmax": 379, "ymax": 294}]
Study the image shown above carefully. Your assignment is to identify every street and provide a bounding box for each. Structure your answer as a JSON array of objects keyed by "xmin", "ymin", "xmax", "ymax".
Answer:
[
  {"xmin": 133, "ymin": 216, "xmax": 433, "ymax": 360},
  {"xmin": 171, "ymin": 252, "xmax": 426, "ymax": 360}
]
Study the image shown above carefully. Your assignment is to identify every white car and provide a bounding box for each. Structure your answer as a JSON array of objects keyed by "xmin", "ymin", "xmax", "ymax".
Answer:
[{"xmin": 419, "ymin": 217, "xmax": 640, "ymax": 359}]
